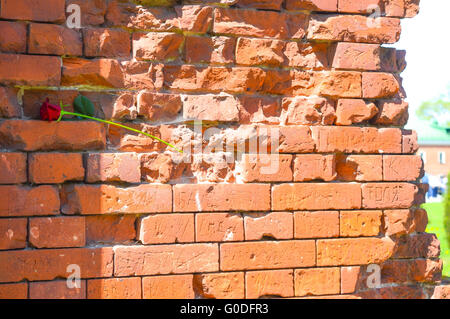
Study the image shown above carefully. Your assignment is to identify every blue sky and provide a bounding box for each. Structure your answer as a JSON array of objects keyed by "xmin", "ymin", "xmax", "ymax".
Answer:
[{"xmin": 393, "ymin": 0, "xmax": 450, "ymax": 128}]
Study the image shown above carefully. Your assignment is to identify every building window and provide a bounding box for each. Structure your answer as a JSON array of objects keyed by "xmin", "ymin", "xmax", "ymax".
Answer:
[
  {"xmin": 439, "ymin": 151, "xmax": 446, "ymax": 164},
  {"xmin": 420, "ymin": 151, "xmax": 427, "ymax": 164}
]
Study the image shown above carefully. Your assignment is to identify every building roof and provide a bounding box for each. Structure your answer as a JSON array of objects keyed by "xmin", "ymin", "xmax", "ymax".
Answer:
[{"xmin": 417, "ymin": 120, "xmax": 450, "ymax": 145}]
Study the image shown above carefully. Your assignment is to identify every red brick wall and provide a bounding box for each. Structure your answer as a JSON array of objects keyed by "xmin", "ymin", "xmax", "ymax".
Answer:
[
  {"xmin": 0, "ymin": 0, "xmax": 445, "ymax": 299},
  {"xmin": 418, "ymin": 145, "xmax": 450, "ymax": 177}
]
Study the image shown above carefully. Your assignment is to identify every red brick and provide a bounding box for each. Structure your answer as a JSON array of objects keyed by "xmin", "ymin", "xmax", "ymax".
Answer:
[
  {"xmin": 410, "ymin": 259, "xmax": 442, "ymax": 283},
  {"xmin": 272, "ymin": 183, "xmax": 361, "ymax": 211},
  {"xmin": 0, "ymin": 247, "xmax": 113, "ymax": 283},
  {"xmin": 0, "ymin": 0, "xmax": 65, "ymax": 22},
  {"xmin": 341, "ymin": 266, "xmax": 361, "ymax": 294},
  {"xmin": 105, "ymin": 3, "xmax": 213, "ymax": 33},
  {"xmin": 362, "ymin": 72, "xmax": 400, "ymax": 98},
  {"xmin": 84, "ymin": 28, "xmax": 131, "ymax": 57},
  {"xmin": 140, "ymin": 153, "xmax": 188, "ymax": 183},
  {"xmin": 362, "ymin": 183, "xmax": 418, "ymax": 209},
  {"xmin": 29, "ymin": 153, "xmax": 84, "ymax": 184},
  {"xmin": 138, "ymin": 214, "xmax": 194, "ymax": 244},
  {"xmin": 86, "ymin": 215, "xmax": 136, "ymax": 244},
  {"xmin": 294, "ymin": 211, "xmax": 339, "ymax": 239},
  {"xmin": 402, "ymin": 129, "xmax": 418, "ymax": 154},
  {"xmin": 317, "ymin": 237, "xmax": 396, "ymax": 266},
  {"xmin": 340, "ymin": 210, "xmax": 382, "ymax": 237},
  {"xmin": 383, "ymin": 155, "xmax": 423, "ymax": 181},
  {"xmin": 264, "ymin": 125, "xmax": 315, "ymax": 153},
  {"xmin": 381, "ymin": 259, "xmax": 442, "ymax": 284},
  {"xmin": 174, "ymin": 184, "xmax": 270, "ymax": 212},
  {"xmin": 412, "ymin": 207, "xmax": 428, "ymax": 233},
  {"xmin": 336, "ymin": 155, "xmax": 382, "ymax": 181},
  {"xmin": 286, "ymin": 0, "xmax": 338, "ymax": 11},
  {"xmin": 378, "ymin": 47, "xmax": 399, "ymax": 72},
  {"xmin": 0, "ymin": 185, "xmax": 60, "ymax": 217},
  {"xmin": 256, "ymin": 70, "xmax": 289, "ymax": 100},
  {"xmin": 67, "ymin": 0, "xmax": 107, "ymax": 26},
  {"xmin": 194, "ymin": 272, "xmax": 244, "ymax": 299},
  {"xmin": 308, "ymin": 14, "xmax": 401, "ymax": 44},
  {"xmin": 312, "ymin": 126, "xmax": 402, "ymax": 153},
  {"xmin": 114, "ymin": 244, "xmax": 219, "ymax": 276},
  {"xmin": 0, "ymin": 54, "xmax": 61, "ymax": 86},
  {"xmin": 338, "ymin": 0, "xmax": 381, "ymax": 13},
  {"xmin": 29, "ymin": 23, "xmax": 82, "ymax": 56},
  {"xmin": 293, "ymin": 154, "xmax": 336, "ymax": 182},
  {"xmin": 236, "ymin": 0, "xmax": 283, "ymax": 10},
  {"xmin": 0, "ymin": 87, "xmax": 21, "ymax": 118},
  {"xmin": 0, "ymin": 283, "xmax": 28, "ymax": 299},
  {"xmin": 135, "ymin": 92, "xmax": 178, "ymax": 122},
  {"xmin": 237, "ymin": 154, "xmax": 293, "ymax": 182},
  {"xmin": 246, "ymin": 270, "xmax": 294, "ymax": 298},
  {"xmin": 295, "ymin": 267, "xmax": 340, "ymax": 296},
  {"xmin": 176, "ymin": 5, "xmax": 214, "ymax": 33},
  {"xmin": 213, "ymin": 8, "xmax": 308, "ymax": 39},
  {"xmin": 373, "ymin": 99, "xmax": 409, "ymax": 126},
  {"xmin": 137, "ymin": 91, "xmax": 181, "ymax": 122},
  {"xmin": 236, "ymin": 37, "xmax": 285, "ymax": 67},
  {"xmin": 79, "ymin": 91, "xmax": 118, "ymax": 118},
  {"xmin": 164, "ymin": 65, "xmax": 266, "ymax": 94},
  {"xmin": 61, "ymin": 184, "xmax": 172, "ymax": 215},
  {"xmin": 0, "ymin": 218, "xmax": 27, "ymax": 250},
  {"xmin": 182, "ymin": 94, "xmax": 240, "ymax": 122},
  {"xmin": 432, "ymin": 285, "xmax": 450, "ymax": 299},
  {"xmin": 185, "ymin": 36, "xmax": 235, "ymax": 64},
  {"xmin": 196, "ymin": 213, "xmax": 243, "ymax": 242},
  {"xmin": 379, "ymin": 259, "xmax": 412, "ymax": 284},
  {"xmin": 383, "ymin": 209, "xmax": 424, "ymax": 236},
  {"xmin": 111, "ymin": 92, "xmax": 137, "ymax": 120},
  {"xmin": 29, "ymin": 216, "xmax": 85, "ymax": 248},
  {"xmin": 332, "ymin": 42, "xmax": 381, "ymax": 71},
  {"xmin": 263, "ymin": 68, "xmax": 309, "ymax": 96},
  {"xmin": 0, "ymin": 120, "xmax": 106, "ymax": 151},
  {"xmin": 405, "ymin": 0, "xmax": 420, "ymax": 18},
  {"xmin": 107, "ymin": 122, "xmax": 168, "ymax": 153},
  {"xmin": 0, "ymin": 21, "xmax": 26, "ymax": 53},
  {"xmin": 21, "ymin": 89, "xmax": 78, "ymax": 119},
  {"xmin": 86, "ymin": 153, "xmax": 141, "ymax": 183},
  {"xmin": 143, "ymin": 275, "xmax": 194, "ymax": 299},
  {"xmin": 317, "ymin": 71, "xmax": 362, "ymax": 98},
  {"xmin": 238, "ymin": 96, "xmax": 281, "ymax": 124},
  {"xmin": 244, "ymin": 212, "xmax": 293, "ymax": 241},
  {"xmin": 189, "ymin": 154, "xmax": 235, "ymax": 183},
  {"xmin": 263, "ymin": 70, "xmax": 297, "ymax": 94},
  {"xmin": 88, "ymin": 277, "xmax": 141, "ymax": 299},
  {"xmin": 220, "ymin": 240, "xmax": 315, "ymax": 271},
  {"xmin": 284, "ymin": 42, "xmax": 329, "ymax": 70},
  {"xmin": 393, "ymin": 233, "xmax": 440, "ymax": 259},
  {"xmin": 62, "ymin": 58, "xmax": 124, "ymax": 88},
  {"xmin": 30, "ymin": 280, "xmax": 86, "ymax": 299},
  {"xmin": 282, "ymin": 96, "xmax": 336, "ymax": 125},
  {"xmin": 0, "ymin": 152, "xmax": 27, "ymax": 184},
  {"xmin": 133, "ymin": 32, "xmax": 183, "ymax": 61},
  {"xmin": 335, "ymin": 99, "xmax": 378, "ymax": 125}
]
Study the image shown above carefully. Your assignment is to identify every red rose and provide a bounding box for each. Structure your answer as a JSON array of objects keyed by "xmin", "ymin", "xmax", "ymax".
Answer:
[{"xmin": 40, "ymin": 98, "xmax": 62, "ymax": 121}]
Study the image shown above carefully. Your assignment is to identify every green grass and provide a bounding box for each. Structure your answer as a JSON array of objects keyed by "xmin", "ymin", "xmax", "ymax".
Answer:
[{"xmin": 422, "ymin": 202, "xmax": 450, "ymax": 277}]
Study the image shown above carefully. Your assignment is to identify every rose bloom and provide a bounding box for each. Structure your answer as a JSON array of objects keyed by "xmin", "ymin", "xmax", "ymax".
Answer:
[{"xmin": 40, "ymin": 98, "xmax": 62, "ymax": 121}]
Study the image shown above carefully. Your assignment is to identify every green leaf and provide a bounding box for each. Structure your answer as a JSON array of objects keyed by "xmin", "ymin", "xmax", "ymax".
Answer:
[{"xmin": 74, "ymin": 95, "xmax": 95, "ymax": 117}]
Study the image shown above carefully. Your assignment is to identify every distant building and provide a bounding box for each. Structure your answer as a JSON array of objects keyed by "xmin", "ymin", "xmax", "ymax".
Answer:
[{"xmin": 417, "ymin": 121, "xmax": 450, "ymax": 199}]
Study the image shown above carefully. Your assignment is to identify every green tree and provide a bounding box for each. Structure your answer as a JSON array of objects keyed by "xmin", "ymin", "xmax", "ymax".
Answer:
[{"xmin": 416, "ymin": 88, "xmax": 450, "ymax": 126}]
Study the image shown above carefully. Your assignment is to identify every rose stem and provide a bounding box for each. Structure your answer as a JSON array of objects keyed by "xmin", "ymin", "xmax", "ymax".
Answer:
[{"xmin": 61, "ymin": 111, "xmax": 183, "ymax": 153}]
